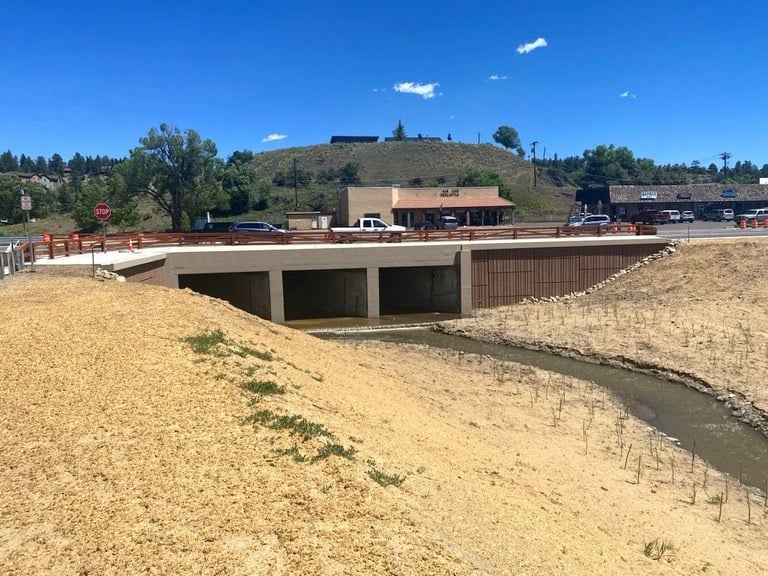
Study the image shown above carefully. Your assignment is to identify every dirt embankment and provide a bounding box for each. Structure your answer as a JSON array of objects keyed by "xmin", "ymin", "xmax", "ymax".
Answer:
[
  {"xmin": 2, "ymin": 244, "xmax": 768, "ymax": 575},
  {"xmin": 441, "ymin": 238, "xmax": 768, "ymax": 433}
]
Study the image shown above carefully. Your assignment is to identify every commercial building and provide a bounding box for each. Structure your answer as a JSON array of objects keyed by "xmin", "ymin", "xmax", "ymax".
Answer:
[
  {"xmin": 338, "ymin": 186, "xmax": 515, "ymax": 228},
  {"xmin": 576, "ymin": 183, "xmax": 768, "ymax": 221}
]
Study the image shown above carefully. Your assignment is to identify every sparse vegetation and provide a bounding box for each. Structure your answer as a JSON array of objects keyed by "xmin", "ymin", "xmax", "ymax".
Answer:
[
  {"xmin": 643, "ymin": 538, "xmax": 673, "ymax": 561},
  {"xmin": 313, "ymin": 442, "xmax": 357, "ymax": 462},
  {"xmin": 246, "ymin": 409, "xmax": 332, "ymax": 441},
  {"xmin": 367, "ymin": 466, "xmax": 406, "ymax": 488},
  {"xmin": 241, "ymin": 379, "xmax": 285, "ymax": 397}
]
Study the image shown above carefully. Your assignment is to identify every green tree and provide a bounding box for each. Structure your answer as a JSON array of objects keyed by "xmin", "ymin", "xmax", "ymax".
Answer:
[
  {"xmin": 119, "ymin": 124, "xmax": 227, "ymax": 231},
  {"xmin": 456, "ymin": 166, "xmax": 508, "ymax": 197},
  {"xmin": 71, "ymin": 181, "xmax": 109, "ymax": 230},
  {"xmin": 219, "ymin": 161, "xmax": 259, "ymax": 215},
  {"xmin": 339, "ymin": 162, "xmax": 361, "ymax": 184},
  {"xmin": 0, "ymin": 174, "xmax": 24, "ymax": 222},
  {"xmin": 492, "ymin": 125, "xmax": 521, "ymax": 152},
  {"xmin": 392, "ymin": 119, "xmax": 407, "ymax": 141},
  {"xmin": 48, "ymin": 153, "xmax": 65, "ymax": 175},
  {"xmin": 0, "ymin": 150, "xmax": 18, "ymax": 172}
]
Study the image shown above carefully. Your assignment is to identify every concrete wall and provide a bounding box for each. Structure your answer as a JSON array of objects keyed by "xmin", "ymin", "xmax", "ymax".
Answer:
[
  {"xmin": 159, "ymin": 236, "xmax": 669, "ymax": 323},
  {"xmin": 379, "ymin": 266, "xmax": 459, "ymax": 313},
  {"xmin": 338, "ymin": 188, "xmax": 396, "ymax": 226},
  {"xmin": 179, "ymin": 272, "xmax": 273, "ymax": 320},
  {"xmin": 283, "ymin": 269, "xmax": 368, "ymax": 320}
]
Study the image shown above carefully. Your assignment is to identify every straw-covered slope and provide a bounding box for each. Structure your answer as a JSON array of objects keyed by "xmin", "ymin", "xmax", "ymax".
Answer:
[{"xmin": 2, "ymin": 269, "xmax": 767, "ymax": 575}]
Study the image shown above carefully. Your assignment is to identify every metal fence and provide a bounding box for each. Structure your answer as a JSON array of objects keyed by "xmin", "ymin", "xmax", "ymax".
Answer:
[{"xmin": 0, "ymin": 242, "xmax": 25, "ymax": 280}]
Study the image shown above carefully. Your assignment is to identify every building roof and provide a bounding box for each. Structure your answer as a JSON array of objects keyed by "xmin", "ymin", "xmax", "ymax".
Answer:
[
  {"xmin": 603, "ymin": 183, "xmax": 768, "ymax": 203},
  {"xmin": 383, "ymin": 136, "xmax": 443, "ymax": 142},
  {"xmin": 329, "ymin": 136, "xmax": 379, "ymax": 143},
  {"xmin": 394, "ymin": 197, "xmax": 515, "ymax": 210}
]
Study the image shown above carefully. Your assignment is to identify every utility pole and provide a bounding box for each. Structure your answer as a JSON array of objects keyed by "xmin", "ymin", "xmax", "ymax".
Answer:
[
  {"xmin": 719, "ymin": 151, "xmax": 731, "ymax": 181},
  {"xmin": 292, "ymin": 157, "xmax": 298, "ymax": 210},
  {"xmin": 530, "ymin": 141, "xmax": 538, "ymax": 187}
]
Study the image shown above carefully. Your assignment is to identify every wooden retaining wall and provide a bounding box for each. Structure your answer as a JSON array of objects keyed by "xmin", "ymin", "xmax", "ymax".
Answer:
[{"xmin": 471, "ymin": 243, "xmax": 662, "ymax": 308}]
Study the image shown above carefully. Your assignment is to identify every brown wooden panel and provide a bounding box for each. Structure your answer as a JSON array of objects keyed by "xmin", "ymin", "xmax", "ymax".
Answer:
[{"xmin": 472, "ymin": 243, "xmax": 665, "ymax": 309}]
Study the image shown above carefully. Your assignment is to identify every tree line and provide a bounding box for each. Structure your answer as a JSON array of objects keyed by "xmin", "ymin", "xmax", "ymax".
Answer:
[
  {"xmin": 490, "ymin": 125, "xmax": 768, "ymax": 188},
  {"xmin": 2, "ymin": 122, "xmax": 767, "ymax": 231}
]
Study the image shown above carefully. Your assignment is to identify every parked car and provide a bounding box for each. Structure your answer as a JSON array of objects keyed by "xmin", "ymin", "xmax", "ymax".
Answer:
[
  {"xmin": 565, "ymin": 214, "xmax": 588, "ymax": 226},
  {"xmin": 232, "ymin": 221, "xmax": 285, "ymax": 233},
  {"xmin": 659, "ymin": 209, "xmax": 681, "ymax": 223},
  {"xmin": 733, "ymin": 207, "xmax": 768, "ymax": 227},
  {"xmin": 568, "ymin": 214, "xmax": 612, "ymax": 227},
  {"xmin": 436, "ymin": 215, "xmax": 459, "ymax": 229},
  {"xmin": 197, "ymin": 221, "xmax": 234, "ymax": 233},
  {"xmin": 631, "ymin": 210, "xmax": 668, "ymax": 225},
  {"xmin": 413, "ymin": 221, "xmax": 436, "ymax": 230},
  {"xmin": 681, "ymin": 211, "xmax": 695, "ymax": 223},
  {"xmin": 701, "ymin": 208, "xmax": 734, "ymax": 221}
]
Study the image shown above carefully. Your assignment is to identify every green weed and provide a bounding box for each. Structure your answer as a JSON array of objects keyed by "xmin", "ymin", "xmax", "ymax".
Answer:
[
  {"xmin": 184, "ymin": 329, "xmax": 227, "ymax": 355},
  {"xmin": 275, "ymin": 445, "xmax": 307, "ymax": 462},
  {"xmin": 241, "ymin": 379, "xmax": 285, "ymax": 396},
  {"xmin": 246, "ymin": 409, "xmax": 332, "ymax": 440},
  {"xmin": 367, "ymin": 466, "xmax": 406, "ymax": 488},
  {"xmin": 643, "ymin": 538, "xmax": 673, "ymax": 561},
  {"xmin": 313, "ymin": 442, "xmax": 357, "ymax": 462}
]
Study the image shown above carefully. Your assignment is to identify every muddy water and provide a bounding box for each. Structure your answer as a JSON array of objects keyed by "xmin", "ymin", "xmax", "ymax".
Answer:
[{"xmin": 319, "ymin": 327, "xmax": 768, "ymax": 491}]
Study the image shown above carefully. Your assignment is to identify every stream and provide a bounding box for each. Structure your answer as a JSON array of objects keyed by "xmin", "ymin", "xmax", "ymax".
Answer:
[{"xmin": 318, "ymin": 326, "xmax": 768, "ymax": 491}]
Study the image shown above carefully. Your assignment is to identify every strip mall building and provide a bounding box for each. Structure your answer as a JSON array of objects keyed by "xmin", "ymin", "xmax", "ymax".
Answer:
[
  {"xmin": 576, "ymin": 183, "xmax": 768, "ymax": 221},
  {"xmin": 338, "ymin": 186, "xmax": 515, "ymax": 228}
]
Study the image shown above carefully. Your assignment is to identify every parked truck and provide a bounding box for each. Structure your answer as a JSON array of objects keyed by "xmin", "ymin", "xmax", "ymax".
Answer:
[{"xmin": 331, "ymin": 218, "xmax": 406, "ymax": 233}]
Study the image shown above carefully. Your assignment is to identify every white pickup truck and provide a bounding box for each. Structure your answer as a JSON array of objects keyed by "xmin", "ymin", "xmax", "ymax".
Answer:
[{"xmin": 331, "ymin": 217, "xmax": 406, "ymax": 233}]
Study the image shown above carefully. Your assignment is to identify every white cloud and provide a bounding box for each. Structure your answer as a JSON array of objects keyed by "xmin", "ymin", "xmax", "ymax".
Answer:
[
  {"xmin": 619, "ymin": 91, "xmax": 637, "ymax": 99},
  {"xmin": 489, "ymin": 74, "xmax": 508, "ymax": 80},
  {"xmin": 516, "ymin": 37, "xmax": 548, "ymax": 54},
  {"xmin": 393, "ymin": 81, "xmax": 440, "ymax": 99},
  {"xmin": 372, "ymin": 87, "xmax": 386, "ymax": 93},
  {"xmin": 262, "ymin": 133, "xmax": 287, "ymax": 143}
]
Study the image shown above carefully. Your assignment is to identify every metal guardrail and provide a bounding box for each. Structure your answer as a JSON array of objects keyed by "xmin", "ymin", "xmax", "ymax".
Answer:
[
  {"xmin": 20, "ymin": 224, "xmax": 658, "ymax": 261},
  {"xmin": 0, "ymin": 241, "xmax": 25, "ymax": 279}
]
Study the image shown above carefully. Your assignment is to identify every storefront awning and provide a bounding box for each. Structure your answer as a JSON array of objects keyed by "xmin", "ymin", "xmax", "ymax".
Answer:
[{"xmin": 393, "ymin": 197, "xmax": 515, "ymax": 210}]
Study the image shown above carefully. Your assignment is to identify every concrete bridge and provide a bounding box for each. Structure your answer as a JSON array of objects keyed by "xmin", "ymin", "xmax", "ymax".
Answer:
[{"xmin": 109, "ymin": 235, "xmax": 669, "ymax": 323}]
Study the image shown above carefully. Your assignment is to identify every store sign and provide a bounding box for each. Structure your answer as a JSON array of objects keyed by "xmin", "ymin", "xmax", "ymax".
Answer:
[
  {"xmin": 676, "ymin": 192, "xmax": 691, "ymax": 199},
  {"xmin": 721, "ymin": 188, "xmax": 737, "ymax": 198},
  {"xmin": 440, "ymin": 188, "xmax": 460, "ymax": 197},
  {"xmin": 640, "ymin": 190, "xmax": 658, "ymax": 200}
]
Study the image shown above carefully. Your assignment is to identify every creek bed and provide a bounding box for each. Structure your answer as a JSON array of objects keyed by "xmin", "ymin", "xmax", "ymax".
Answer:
[{"xmin": 320, "ymin": 327, "xmax": 768, "ymax": 491}]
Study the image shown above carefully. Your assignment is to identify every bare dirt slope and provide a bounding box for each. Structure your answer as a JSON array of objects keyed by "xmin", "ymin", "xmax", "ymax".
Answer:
[
  {"xmin": 2, "ymin": 250, "xmax": 768, "ymax": 575},
  {"xmin": 443, "ymin": 238, "xmax": 768, "ymax": 428}
]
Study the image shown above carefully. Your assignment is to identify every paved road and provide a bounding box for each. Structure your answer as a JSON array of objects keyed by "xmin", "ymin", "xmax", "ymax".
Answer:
[{"xmin": 652, "ymin": 220, "xmax": 768, "ymax": 240}]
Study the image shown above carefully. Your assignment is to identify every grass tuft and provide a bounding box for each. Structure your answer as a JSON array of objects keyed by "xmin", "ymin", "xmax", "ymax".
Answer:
[
  {"xmin": 643, "ymin": 538, "xmax": 673, "ymax": 561},
  {"xmin": 313, "ymin": 442, "xmax": 357, "ymax": 462},
  {"xmin": 245, "ymin": 409, "xmax": 332, "ymax": 440},
  {"xmin": 241, "ymin": 379, "xmax": 285, "ymax": 396},
  {"xmin": 367, "ymin": 466, "xmax": 406, "ymax": 488},
  {"xmin": 274, "ymin": 445, "xmax": 307, "ymax": 462},
  {"xmin": 184, "ymin": 329, "xmax": 227, "ymax": 355}
]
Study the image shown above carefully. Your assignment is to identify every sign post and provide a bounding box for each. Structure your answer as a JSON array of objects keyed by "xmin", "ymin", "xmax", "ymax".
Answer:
[
  {"xmin": 93, "ymin": 203, "xmax": 111, "ymax": 253},
  {"xmin": 20, "ymin": 192, "xmax": 33, "ymax": 265}
]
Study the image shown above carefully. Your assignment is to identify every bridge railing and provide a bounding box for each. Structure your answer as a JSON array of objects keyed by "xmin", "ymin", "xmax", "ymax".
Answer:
[{"xmin": 21, "ymin": 223, "xmax": 657, "ymax": 261}]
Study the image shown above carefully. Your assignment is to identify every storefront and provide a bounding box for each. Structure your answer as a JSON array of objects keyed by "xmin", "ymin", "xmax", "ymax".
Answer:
[
  {"xmin": 576, "ymin": 183, "xmax": 768, "ymax": 221},
  {"xmin": 338, "ymin": 186, "xmax": 515, "ymax": 228}
]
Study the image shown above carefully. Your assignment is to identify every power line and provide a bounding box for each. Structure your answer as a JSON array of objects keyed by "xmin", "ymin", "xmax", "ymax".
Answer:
[{"xmin": 719, "ymin": 151, "xmax": 731, "ymax": 181}]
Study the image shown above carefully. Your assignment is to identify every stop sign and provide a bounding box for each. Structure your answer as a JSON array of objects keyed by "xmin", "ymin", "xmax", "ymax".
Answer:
[{"xmin": 94, "ymin": 203, "xmax": 112, "ymax": 221}]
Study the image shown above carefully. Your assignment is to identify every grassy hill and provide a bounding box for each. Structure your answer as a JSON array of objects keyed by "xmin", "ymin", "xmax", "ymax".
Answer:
[
  {"xmin": 254, "ymin": 141, "xmax": 576, "ymax": 222},
  {"xmin": 1, "ymin": 142, "xmax": 576, "ymax": 236}
]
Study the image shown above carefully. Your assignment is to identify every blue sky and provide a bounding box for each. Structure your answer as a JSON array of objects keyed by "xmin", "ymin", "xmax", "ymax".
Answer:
[{"xmin": 2, "ymin": 1, "xmax": 766, "ymax": 168}]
